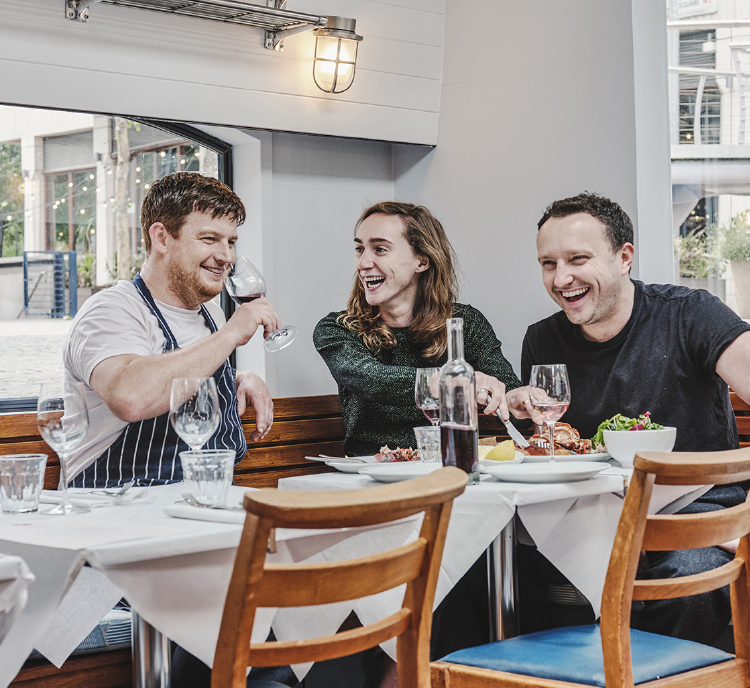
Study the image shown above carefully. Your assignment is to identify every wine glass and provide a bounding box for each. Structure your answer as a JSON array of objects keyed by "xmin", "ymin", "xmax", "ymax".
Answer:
[
  {"xmin": 37, "ymin": 381, "xmax": 90, "ymax": 515},
  {"xmin": 225, "ymin": 256, "xmax": 297, "ymax": 352},
  {"xmin": 170, "ymin": 377, "xmax": 221, "ymax": 451},
  {"xmin": 528, "ymin": 364, "xmax": 571, "ymax": 462},
  {"xmin": 414, "ymin": 367, "xmax": 440, "ymax": 426}
]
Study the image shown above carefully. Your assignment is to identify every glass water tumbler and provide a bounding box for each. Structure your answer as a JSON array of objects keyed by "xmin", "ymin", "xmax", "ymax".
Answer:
[{"xmin": 438, "ymin": 318, "xmax": 479, "ymax": 485}]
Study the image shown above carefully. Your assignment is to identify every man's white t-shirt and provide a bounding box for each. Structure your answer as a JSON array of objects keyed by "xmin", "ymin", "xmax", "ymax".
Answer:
[{"xmin": 63, "ymin": 280, "xmax": 226, "ymax": 480}]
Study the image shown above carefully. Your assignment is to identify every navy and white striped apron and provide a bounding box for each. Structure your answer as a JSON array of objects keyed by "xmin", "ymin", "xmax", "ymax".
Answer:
[{"xmin": 74, "ymin": 273, "xmax": 246, "ymax": 488}]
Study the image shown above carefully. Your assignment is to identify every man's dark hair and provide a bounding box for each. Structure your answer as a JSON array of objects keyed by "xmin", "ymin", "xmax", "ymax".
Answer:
[
  {"xmin": 140, "ymin": 172, "xmax": 246, "ymax": 254},
  {"xmin": 537, "ymin": 192, "xmax": 634, "ymax": 251}
]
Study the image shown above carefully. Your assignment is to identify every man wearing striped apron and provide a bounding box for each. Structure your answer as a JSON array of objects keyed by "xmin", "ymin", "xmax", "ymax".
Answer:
[{"xmin": 64, "ymin": 172, "xmax": 280, "ymax": 488}]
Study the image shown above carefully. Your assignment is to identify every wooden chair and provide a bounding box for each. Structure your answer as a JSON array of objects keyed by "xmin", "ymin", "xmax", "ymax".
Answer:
[
  {"xmin": 431, "ymin": 448, "xmax": 750, "ymax": 688},
  {"xmin": 211, "ymin": 466, "xmax": 468, "ymax": 688}
]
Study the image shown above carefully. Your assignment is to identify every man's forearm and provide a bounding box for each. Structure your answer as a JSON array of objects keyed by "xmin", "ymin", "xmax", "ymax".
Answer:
[{"xmin": 92, "ymin": 327, "xmax": 239, "ymax": 422}]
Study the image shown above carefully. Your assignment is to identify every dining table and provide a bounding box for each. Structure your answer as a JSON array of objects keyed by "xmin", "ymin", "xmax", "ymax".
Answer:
[{"xmin": 0, "ymin": 465, "xmax": 709, "ymax": 688}]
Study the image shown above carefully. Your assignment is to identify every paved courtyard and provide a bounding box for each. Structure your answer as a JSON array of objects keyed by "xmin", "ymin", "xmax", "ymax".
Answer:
[{"xmin": 0, "ymin": 319, "xmax": 72, "ymax": 398}]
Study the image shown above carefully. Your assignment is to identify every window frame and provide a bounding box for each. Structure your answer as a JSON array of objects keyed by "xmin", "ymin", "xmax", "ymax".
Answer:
[{"xmin": 0, "ymin": 114, "xmax": 235, "ymax": 412}]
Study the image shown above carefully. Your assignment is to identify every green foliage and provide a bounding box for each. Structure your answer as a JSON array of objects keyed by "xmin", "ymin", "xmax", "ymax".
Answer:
[
  {"xmin": 108, "ymin": 250, "xmax": 144, "ymax": 282},
  {"xmin": 674, "ymin": 228, "xmax": 720, "ymax": 278},
  {"xmin": 716, "ymin": 211, "xmax": 750, "ymax": 262},
  {"xmin": 0, "ymin": 143, "xmax": 23, "ymax": 257},
  {"xmin": 77, "ymin": 253, "xmax": 95, "ymax": 287}
]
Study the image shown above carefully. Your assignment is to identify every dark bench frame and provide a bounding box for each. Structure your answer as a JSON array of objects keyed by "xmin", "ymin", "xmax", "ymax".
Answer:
[{"xmin": 3, "ymin": 392, "xmax": 747, "ymax": 687}]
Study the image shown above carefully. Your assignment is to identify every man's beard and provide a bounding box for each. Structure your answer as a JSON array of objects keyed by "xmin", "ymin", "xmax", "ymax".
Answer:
[{"xmin": 167, "ymin": 260, "xmax": 221, "ymax": 308}]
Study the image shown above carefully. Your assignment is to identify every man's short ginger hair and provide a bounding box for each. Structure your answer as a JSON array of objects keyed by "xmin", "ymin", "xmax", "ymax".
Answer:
[{"xmin": 140, "ymin": 172, "xmax": 245, "ymax": 254}]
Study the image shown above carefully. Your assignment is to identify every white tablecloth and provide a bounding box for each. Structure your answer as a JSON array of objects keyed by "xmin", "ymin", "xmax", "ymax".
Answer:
[
  {"xmin": 279, "ymin": 469, "xmax": 709, "ymax": 622},
  {"xmin": 0, "ymin": 472, "xmax": 708, "ymax": 688},
  {"xmin": 0, "ymin": 553, "xmax": 34, "ymax": 647}
]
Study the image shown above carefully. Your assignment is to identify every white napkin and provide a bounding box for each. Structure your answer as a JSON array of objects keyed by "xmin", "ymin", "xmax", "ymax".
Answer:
[
  {"xmin": 39, "ymin": 489, "xmax": 142, "ymax": 508},
  {"xmin": 163, "ymin": 502, "xmax": 246, "ymax": 524}
]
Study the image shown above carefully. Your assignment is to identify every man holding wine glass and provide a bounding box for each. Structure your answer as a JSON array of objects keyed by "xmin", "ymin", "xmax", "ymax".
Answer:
[
  {"xmin": 63, "ymin": 172, "xmax": 280, "ymax": 489},
  {"xmin": 504, "ymin": 192, "xmax": 750, "ymax": 649}
]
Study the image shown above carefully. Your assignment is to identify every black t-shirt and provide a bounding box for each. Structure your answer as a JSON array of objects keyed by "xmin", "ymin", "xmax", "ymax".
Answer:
[{"xmin": 521, "ymin": 281, "xmax": 750, "ymax": 451}]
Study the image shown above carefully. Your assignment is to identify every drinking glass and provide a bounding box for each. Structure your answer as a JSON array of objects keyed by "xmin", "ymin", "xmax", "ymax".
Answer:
[
  {"xmin": 414, "ymin": 367, "xmax": 440, "ymax": 425},
  {"xmin": 37, "ymin": 381, "xmax": 90, "ymax": 515},
  {"xmin": 170, "ymin": 377, "xmax": 220, "ymax": 451},
  {"xmin": 225, "ymin": 256, "xmax": 297, "ymax": 352},
  {"xmin": 528, "ymin": 364, "xmax": 571, "ymax": 461}
]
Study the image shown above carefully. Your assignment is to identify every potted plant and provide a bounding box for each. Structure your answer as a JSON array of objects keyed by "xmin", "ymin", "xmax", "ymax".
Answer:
[
  {"xmin": 716, "ymin": 211, "xmax": 750, "ymax": 317},
  {"xmin": 674, "ymin": 228, "xmax": 725, "ymax": 301},
  {"xmin": 76, "ymin": 253, "xmax": 95, "ymax": 307}
]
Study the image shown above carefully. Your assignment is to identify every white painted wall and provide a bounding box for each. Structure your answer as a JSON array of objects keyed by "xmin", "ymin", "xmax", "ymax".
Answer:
[
  {"xmin": 388, "ymin": 0, "xmax": 672, "ymax": 376},
  {"xmin": 0, "ymin": 0, "xmax": 443, "ymax": 145}
]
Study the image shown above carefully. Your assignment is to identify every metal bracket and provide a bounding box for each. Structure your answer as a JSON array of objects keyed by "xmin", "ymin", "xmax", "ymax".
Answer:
[
  {"xmin": 264, "ymin": 0, "xmax": 287, "ymax": 50},
  {"xmin": 64, "ymin": 0, "xmax": 98, "ymax": 22}
]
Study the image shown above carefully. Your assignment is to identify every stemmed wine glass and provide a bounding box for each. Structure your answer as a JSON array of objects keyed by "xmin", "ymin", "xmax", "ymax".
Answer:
[
  {"xmin": 415, "ymin": 367, "xmax": 440, "ymax": 426},
  {"xmin": 528, "ymin": 364, "xmax": 571, "ymax": 462},
  {"xmin": 169, "ymin": 377, "xmax": 221, "ymax": 451},
  {"xmin": 37, "ymin": 381, "xmax": 90, "ymax": 515},
  {"xmin": 225, "ymin": 256, "xmax": 297, "ymax": 352}
]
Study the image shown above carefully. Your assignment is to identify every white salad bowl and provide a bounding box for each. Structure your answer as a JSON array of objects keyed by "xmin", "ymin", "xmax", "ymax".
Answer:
[{"xmin": 602, "ymin": 427, "xmax": 676, "ymax": 468}]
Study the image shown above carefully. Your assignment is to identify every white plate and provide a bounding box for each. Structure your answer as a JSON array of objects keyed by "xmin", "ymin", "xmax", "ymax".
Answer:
[
  {"xmin": 481, "ymin": 461, "xmax": 609, "ymax": 483},
  {"xmin": 521, "ymin": 451, "xmax": 610, "ymax": 463},
  {"xmin": 325, "ymin": 460, "xmax": 368, "ymax": 473},
  {"xmin": 479, "ymin": 454, "xmax": 523, "ymax": 469},
  {"xmin": 358, "ymin": 463, "xmax": 442, "ymax": 483},
  {"xmin": 305, "ymin": 455, "xmax": 377, "ymax": 463}
]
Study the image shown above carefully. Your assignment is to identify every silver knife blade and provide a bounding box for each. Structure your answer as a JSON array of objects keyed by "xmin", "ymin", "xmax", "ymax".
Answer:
[{"xmin": 497, "ymin": 411, "xmax": 530, "ymax": 448}]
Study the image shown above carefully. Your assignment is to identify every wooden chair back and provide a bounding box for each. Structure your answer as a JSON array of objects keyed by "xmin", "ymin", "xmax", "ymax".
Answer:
[
  {"xmin": 600, "ymin": 447, "xmax": 750, "ymax": 688},
  {"xmin": 211, "ymin": 466, "xmax": 468, "ymax": 688}
]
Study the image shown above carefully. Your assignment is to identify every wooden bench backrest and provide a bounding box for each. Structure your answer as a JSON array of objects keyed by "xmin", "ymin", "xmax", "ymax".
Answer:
[{"xmin": 0, "ymin": 395, "xmax": 343, "ymax": 490}]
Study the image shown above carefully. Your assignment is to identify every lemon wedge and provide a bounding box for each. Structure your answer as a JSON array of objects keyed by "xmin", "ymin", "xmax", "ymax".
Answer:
[{"xmin": 484, "ymin": 439, "xmax": 516, "ymax": 462}]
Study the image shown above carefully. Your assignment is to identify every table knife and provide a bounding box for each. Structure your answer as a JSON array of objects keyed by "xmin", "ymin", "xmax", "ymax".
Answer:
[{"xmin": 497, "ymin": 411, "xmax": 530, "ymax": 448}]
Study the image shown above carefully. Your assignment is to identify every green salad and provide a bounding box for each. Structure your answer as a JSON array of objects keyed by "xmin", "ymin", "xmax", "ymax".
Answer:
[{"xmin": 592, "ymin": 412, "xmax": 663, "ymax": 448}]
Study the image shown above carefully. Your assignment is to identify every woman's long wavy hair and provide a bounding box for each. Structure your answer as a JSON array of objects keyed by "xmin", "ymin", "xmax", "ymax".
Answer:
[{"xmin": 339, "ymin": 202, "xmax": 458, "ymax": 361}]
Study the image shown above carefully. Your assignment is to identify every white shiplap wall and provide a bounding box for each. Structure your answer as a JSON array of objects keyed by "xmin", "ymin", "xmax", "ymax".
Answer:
[{"xmin": 0, "ymin": 0, "xmax": 444, "ymax": 144}]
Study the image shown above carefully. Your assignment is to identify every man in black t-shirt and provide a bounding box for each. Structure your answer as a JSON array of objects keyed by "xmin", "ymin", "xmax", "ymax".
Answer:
[{"xmin": 505, "ymin": 192, "xmax": 750, "ymax": 648}]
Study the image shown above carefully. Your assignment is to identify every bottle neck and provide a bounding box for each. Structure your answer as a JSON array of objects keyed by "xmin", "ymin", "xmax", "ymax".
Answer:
[{"xmin": 446, "ymin": 318, "xmax": 464, "ymax": 361}]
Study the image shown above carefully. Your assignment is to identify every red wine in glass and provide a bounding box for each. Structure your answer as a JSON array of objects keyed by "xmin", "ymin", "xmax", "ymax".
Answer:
[
  {"xmin": 419, "ymin": 405, "xmax": 440, "ymax": 424},
  {"xmin": 231, "ymin": 294, "xmax": 263, "ymax": 305},
  {"xmin": 224, "ymin": 257, "xmax": 297, "ymax": 352}
]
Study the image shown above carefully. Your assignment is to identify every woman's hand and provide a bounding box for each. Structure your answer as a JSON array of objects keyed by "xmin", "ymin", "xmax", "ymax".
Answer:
[{"xmin": 475, "ymin": 373, "xmax": 509, "ymax": 420}]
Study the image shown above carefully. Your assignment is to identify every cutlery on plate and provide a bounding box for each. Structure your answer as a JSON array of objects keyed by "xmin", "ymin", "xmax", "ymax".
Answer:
[
  {"xmin": 497, "ymin": 411, "xmax": 530, "ymax": 448},
  {"xmin": 180, "ymin": 493, "xmax": 244, "ymax": 511}
]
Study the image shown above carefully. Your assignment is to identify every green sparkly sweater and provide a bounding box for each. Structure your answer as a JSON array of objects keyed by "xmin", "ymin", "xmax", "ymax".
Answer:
[{"xmin": 313, "ymin": 304, "xmax": 521, "ymax": 456}]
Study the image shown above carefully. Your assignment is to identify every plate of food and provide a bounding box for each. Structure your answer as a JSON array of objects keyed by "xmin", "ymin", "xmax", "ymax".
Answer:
[
  {"xmin": 481, "ymin": 461, "xmax": 609, "ymax": 484},
  {"xmin": 515, "ymin": 423, "xmax": 609, "ymax": 462},
  {"xmin": 324, "ymin": 460, "xmax": 374, "ymax": 473},
  {"xmin": 358, "ymin": 462, "xmax": 443, "ymax": 483}
]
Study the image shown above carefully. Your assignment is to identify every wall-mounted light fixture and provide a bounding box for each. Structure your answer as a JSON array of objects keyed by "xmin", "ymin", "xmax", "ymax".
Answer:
[
  {"xmin": 312, "ymin": 17, "xmax": 363, "ymax": 94},
  {"xmin": 65, "ymin": 0, "xmax": 362, "ymax": 95}
]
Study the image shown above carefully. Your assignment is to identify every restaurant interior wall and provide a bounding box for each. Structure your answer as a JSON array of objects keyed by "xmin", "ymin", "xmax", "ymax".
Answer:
[{"xmin": 384, "ymin": 0, "xmax": 673, "ymax": 375}]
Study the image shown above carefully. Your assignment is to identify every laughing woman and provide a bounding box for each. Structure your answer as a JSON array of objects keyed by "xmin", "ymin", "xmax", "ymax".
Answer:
[{"xmin": 314, "ymin": 201, "xmax": 521, "ymax": 457}]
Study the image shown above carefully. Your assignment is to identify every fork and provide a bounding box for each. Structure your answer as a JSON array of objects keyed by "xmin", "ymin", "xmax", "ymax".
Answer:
[
  {"xmin": 78, "ymin": 481, "xmax": 135, "ymax": 497},
  {"xmin": 180, "ymin": 493, "xmax": 244, "ymax": 511}
]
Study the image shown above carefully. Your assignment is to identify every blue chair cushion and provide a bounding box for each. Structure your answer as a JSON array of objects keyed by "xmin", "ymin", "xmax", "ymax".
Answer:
[{"xmin": 440, "ymin": 624, "xmax": 733, "ymax": 686}]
